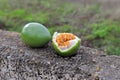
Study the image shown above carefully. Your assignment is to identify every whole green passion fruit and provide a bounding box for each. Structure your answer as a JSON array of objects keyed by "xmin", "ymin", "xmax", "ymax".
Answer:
[
  {"xmin": 21, "ymin": 22, "xmax": 51, "ymax": 47},
  {"xmin": 52, "ymin": 32, "xmax": 81, "ymax": 57}
]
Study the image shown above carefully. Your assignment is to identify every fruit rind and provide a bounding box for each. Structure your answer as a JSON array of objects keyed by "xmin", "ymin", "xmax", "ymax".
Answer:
[
  {"xmin": 21, "ymin": 22, "xmax": 51, "ymax": 47},
  {"xmin": 52, "ymin": 32, "xmax": 81, "ymax": 56}
]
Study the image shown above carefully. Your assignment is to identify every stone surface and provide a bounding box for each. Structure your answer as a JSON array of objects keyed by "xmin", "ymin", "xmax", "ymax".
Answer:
[{"xmin": 0, "ymin": 30, "xmax": 120, "ymax": 80}]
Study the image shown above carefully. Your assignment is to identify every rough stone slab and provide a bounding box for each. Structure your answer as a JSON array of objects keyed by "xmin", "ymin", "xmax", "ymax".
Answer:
[{"xmin": 0, "ymin": 30, "xmax": 120, "ymax": 80}]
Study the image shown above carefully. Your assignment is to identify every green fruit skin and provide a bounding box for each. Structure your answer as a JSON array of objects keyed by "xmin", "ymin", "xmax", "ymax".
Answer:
[
  {"xmin": 21, "ymin": 22, "xmax": 51, "ymax": 47},
  {"xmin": 52, "ymin": 39, "xmax": 80, "ymax": 57}
]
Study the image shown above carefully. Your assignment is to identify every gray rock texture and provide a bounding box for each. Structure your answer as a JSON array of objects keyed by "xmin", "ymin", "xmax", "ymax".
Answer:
[{"xmin": 0, "ymin": 30, "xmax": 120, "ymax": 80}]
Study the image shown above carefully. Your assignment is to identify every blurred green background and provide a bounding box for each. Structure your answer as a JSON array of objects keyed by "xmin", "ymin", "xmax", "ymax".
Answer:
[{"xmin": 0, "ymin": 0, "xmax": 120, "ymax": 55}]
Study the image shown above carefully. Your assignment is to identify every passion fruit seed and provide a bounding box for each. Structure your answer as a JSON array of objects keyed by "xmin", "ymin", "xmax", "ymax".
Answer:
[
  {"xmin": 52, "ymin": 32, "xmax": 81, "ymax": 57},
  {"xmin": 21, "ymin": 22, "xmax": 51, "ymax": 47},
  {"xmin": 56, "ymin": 33, "xmax": 75, "ymax": 47}
]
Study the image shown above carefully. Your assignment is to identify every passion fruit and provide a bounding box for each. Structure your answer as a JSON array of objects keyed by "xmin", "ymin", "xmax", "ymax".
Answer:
[
  {"xmin": 21, "ymin": 22, "xmax": 51, "ymax": 47},
  {"xmin": 52, "ymin": 32, "xmax": 81, "ymax": 57}
]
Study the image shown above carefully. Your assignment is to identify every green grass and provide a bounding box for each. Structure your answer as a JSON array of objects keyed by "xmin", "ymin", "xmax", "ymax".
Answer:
[
  {"xmin": 86, "ymin": 20, "xmax": 120, "ymax": 55},
  {"xmin": 48, "ymin": 25, "xmax": 80, "ymax": 35},
  {"xmin": 0, "ymin": 0, "xmax": 120, "ymax": 55},
  {"xmin": 0, "ymin": 0, "xmax": 75, "ymax": 31}
]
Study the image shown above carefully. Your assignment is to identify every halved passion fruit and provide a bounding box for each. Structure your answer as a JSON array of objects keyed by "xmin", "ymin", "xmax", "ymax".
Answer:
[{"xmin": 52, "ymin": 32, "xmax": 81, "ymax": 57}]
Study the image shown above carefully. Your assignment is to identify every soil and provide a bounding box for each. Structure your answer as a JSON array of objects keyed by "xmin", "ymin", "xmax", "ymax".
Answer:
[{"xmin": 0, "ymin": 29, "xmax": 120, "ymax": 80}]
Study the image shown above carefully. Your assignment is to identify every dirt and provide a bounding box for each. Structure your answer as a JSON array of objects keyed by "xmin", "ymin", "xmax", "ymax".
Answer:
[
  {"xmin": 65, "ymin": 0, "xmax": 120, "ymax": 20},
  {"xmin": 0, "ymin": 30, "xmax": 120, "ymax": 80}
]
